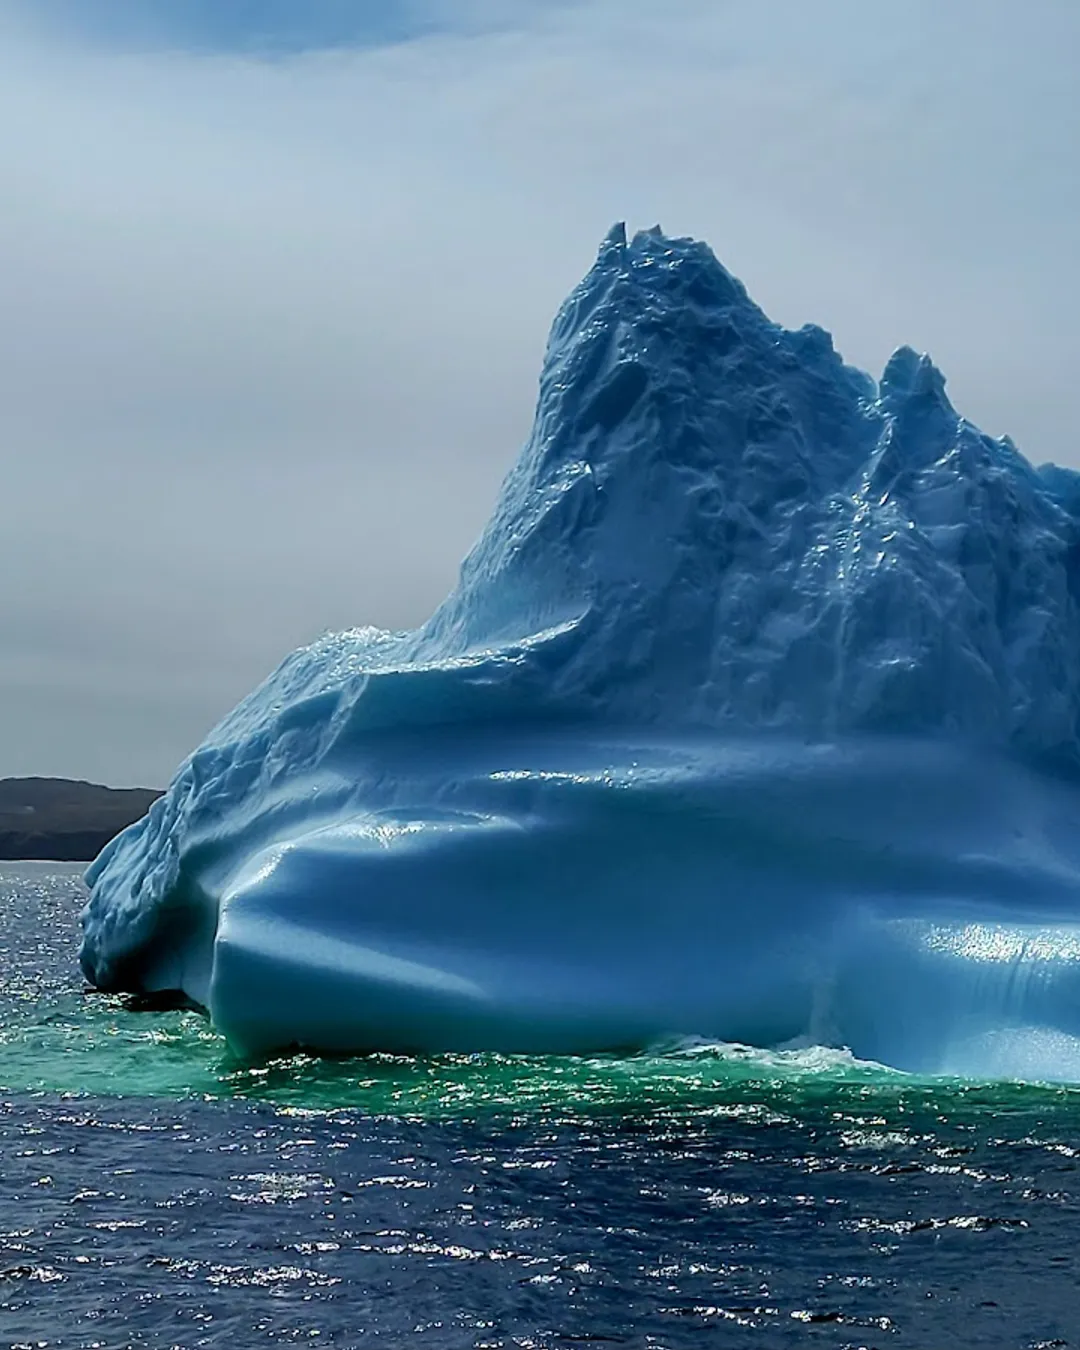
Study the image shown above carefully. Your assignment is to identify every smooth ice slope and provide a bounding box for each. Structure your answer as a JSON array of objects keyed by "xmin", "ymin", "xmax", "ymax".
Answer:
[{"xmin": 82, "ymin": 226, "xmax": 1080, "ymax": 1078}]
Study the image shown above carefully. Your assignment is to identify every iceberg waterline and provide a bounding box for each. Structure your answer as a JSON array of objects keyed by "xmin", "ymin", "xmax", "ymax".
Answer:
[{"xmin": 82, "ymin": 225, "xmax": 1080, "ymax": 1078}]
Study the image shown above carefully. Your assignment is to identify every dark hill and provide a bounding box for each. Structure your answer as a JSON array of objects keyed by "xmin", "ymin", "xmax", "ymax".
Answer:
[{"xmin": 0, "ymin": 778, "xmax": 162, "ymax": 862}]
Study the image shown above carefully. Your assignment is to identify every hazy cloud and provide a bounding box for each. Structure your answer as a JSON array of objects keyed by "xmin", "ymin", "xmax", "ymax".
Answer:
[{"xmin": 1, "ymin": 0, "xmax": 1077, "ymax": 782}]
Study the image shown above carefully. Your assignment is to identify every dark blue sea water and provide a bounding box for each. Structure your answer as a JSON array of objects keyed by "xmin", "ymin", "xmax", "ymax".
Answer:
[{"xmin": 2, "ymin": 864, "xmax": 1079, "ymax": 1348}]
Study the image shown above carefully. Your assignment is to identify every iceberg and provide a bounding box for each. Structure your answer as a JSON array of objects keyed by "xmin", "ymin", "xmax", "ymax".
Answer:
[{"xmin": 81, "ymin": 225, "xmax": 1080, "ymax": 1079}]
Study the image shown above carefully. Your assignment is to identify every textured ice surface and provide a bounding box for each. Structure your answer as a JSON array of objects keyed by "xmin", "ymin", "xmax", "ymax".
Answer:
[{"xmin": 82, "ymin": 226, "xmax": 1080, "ymax": 1076}]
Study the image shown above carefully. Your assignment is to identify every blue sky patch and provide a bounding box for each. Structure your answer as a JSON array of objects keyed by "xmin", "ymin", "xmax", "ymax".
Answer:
[{"xmin": 12, "ymin": 0, "xmax": 447, "ymax": 54}]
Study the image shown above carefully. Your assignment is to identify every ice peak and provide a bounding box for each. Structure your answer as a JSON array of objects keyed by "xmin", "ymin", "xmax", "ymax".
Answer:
[
  {"xmin": 880, "ymin": 345, "xmax": 954, "ymax": 415},
  {"xmin": 599, "ymin": 220, "xmax": 628, "ymax": 256}
]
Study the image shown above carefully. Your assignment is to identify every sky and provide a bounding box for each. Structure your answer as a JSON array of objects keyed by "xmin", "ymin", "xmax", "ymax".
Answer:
[{"xmin": 1, "ymin": 0, "xmax": 1078, "ymax": 786}]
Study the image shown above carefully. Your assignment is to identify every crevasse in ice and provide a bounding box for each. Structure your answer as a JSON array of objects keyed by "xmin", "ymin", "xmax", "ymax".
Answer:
[{"xmin": 81, "ymin": 226, "xmax": 1080, "ymax": 1078}]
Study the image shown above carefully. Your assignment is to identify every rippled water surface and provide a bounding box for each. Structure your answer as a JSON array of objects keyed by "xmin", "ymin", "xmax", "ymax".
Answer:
[{"xmin": 2, "ymin": 864, "xmax": 1080, "ymax": 1348}]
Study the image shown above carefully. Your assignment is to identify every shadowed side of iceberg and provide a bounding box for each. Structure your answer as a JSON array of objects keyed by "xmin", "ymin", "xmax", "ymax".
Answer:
[{"xmin": 97, "ymin": 730, "xmax": 1080, "ymax": 1074}]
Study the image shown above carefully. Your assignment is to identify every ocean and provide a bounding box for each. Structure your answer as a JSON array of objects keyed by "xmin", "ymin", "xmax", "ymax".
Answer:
[{"xmin": 1, "ymin": 863, "xmax": 1077, "ymax": 1348}]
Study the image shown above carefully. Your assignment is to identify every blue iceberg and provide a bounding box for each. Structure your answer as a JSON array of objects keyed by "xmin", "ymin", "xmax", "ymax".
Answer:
[{"xmin": 82, "ymin": 226, "xmax": 1080, "ymax": 1079}]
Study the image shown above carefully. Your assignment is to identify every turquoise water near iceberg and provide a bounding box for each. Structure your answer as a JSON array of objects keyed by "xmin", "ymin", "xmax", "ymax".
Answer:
[{"xmin": 3, "ymin": 864, "xmax": 1080, "ymax": 1348}]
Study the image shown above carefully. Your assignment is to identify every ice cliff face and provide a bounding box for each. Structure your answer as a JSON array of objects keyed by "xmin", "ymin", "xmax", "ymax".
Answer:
[
  {"xmin": 81, "ymin": 226, "xmax": 1080, "ymax": 1077},
  {"xmin": 430, "ymin": 221, "xmax": 1080, "ymax": 750}
]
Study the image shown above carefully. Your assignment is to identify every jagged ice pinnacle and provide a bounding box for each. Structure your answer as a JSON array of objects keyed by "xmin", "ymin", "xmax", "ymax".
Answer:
[{"xmin": 81, "ymin": 225, "xmax": 1080, "ymax": 1079}]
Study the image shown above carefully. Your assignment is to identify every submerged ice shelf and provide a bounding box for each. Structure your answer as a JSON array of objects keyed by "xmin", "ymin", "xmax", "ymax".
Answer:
[{"xmin": 82, "ymin": 226, "xmax": 1080, "ymax": 1079}]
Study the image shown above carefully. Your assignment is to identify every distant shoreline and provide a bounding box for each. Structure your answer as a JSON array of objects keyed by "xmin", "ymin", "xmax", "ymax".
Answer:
[{"xmin": 0, "ymin": 777, "xmax": 161, "ymax": 863}]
